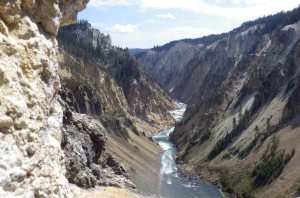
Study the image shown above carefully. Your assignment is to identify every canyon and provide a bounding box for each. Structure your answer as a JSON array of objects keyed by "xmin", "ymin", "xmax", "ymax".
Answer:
[{"xmin": 1, "ymin": 0, "xmax": 300, "ymax": 198}]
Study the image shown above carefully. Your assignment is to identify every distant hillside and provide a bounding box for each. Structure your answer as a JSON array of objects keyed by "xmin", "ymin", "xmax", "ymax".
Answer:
[{"xmin": 150, "ymin": 33, "xmax": 228, "ymax": 53}]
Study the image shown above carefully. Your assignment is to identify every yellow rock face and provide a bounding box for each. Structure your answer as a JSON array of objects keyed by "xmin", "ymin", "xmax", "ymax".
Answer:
[{"xmin": 0, "ymin": 0, "xmax": 89, "ymax": 197}]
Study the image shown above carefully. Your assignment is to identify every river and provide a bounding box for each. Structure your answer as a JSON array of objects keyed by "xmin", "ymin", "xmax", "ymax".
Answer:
[{"xmin": 152, "ymin": 103, "xmax": 223, "ymax": 198}]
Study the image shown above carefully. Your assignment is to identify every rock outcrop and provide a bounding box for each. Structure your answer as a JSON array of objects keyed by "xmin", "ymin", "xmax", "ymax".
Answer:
[
  {"xmin": 0, "ymin": 0, "xmax": 88, "ymax": 197},
  {"xmin": 61, "ymin": 107, "xmax": 133, "ymax": 189},
  {"xmin": 137, "ymin": 7, "xmax": 300, "ymax": 197},
  {"xmin": 72, "ymin": 21, "xmax": 112, "ymax": 48}
]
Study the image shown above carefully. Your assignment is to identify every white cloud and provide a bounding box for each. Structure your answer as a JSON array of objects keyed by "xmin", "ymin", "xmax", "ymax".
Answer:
[
  {"xmin": 88, "ymin": 0, "xmax": 136, "ymax": 8},
  {"xmin": 167, "ymin": 27, "xmax": 219, "ymax": 39},
  {"xmin": 108, "ymin": 24, "xmax": 139, "ymax": 33},
  {"xmin": 88, "ymin": 0, "xmax": 299, "ymax": 20},
  {"xmin": 145, "ymin": 14, "xmax": 175, "ymax": 24},
  {"xmin": 243, "ymin": 0, "xmax": 279, "ymax": 6},
  {"xmin": 145, "ymin": 19, "xmax": 156, "ymax": 23},
  {"xmin": 231, "ymin": 0, "xmax": 294, "ymax": 6},
  {"xmin": 156, "ymin": 13, "xmax": 176, "ymax": 20},
  {"xmin": 138, "ymin": 0, "xmax": 299, "ymax": 20},
  {"xmin": 214, "ymin": 0, "xmax": 224, "ymax": 3},
  {"xmin": 85, "ymin": 0, "xmax": 300, "ymax": 48},
  {"xmin": 230, "ymin": 0, "xmax": 241, "ymax": 4}
]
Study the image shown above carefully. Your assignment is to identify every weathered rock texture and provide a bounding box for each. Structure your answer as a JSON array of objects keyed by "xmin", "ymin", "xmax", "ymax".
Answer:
[
  {"xmin": 61, "ymin": 107, "xmax": 134, "ymax": 189},
  {"xmin": 138, "ymin": 8, "xmax": 300, "ymax": 197},
  {"xmin": 0, "ymin": 0, "xmax": 88, "ymax": 197}
]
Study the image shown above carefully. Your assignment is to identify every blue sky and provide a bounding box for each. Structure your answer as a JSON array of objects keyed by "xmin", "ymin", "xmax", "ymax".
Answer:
[{"xmin": 78, "ymin": 0, "xmax": 300, "ymax": 48}]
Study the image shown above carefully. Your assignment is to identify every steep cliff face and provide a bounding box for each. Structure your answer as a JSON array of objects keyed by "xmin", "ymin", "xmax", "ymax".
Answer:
[
  {"xmin": 57, "ymin": 22, "xmax": 178, "ymax": 194},
  {"xmin": 138, "ymin": 7, "xmax": 300, "ymax": 197},
  {"xmin": 0, "ymin": 0, "xmax": 89, "ymax": 197}
]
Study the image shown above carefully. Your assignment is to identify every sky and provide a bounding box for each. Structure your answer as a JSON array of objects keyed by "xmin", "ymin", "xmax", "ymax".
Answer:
[{"xmin": 78, "ymin": 0, "xmax": 300, "ymax": 48}]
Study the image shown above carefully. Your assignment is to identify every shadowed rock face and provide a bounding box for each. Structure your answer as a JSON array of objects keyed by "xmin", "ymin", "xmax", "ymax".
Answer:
[{"xmin": 0, "ymin": 0, "xmax": 89, "ymax": 197}]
